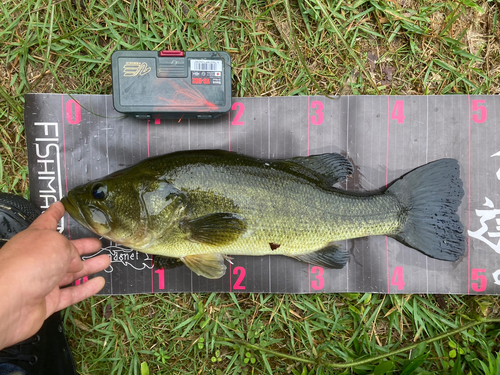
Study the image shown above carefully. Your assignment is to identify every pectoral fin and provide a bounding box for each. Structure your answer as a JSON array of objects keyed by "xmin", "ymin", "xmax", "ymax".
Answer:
[
  {"xmin": 182, "ymin": 253, "xmax": 227, "ymax": 279},
  {"xmin": 180, "ymin": 213, "xmax": 247, "ymax": 246},
  {"xmin": 292, "ymin": 243, "xmax": 349, "ymax": 269}
]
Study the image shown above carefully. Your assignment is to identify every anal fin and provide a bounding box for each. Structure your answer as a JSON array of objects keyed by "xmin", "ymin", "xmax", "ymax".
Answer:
[
  {"xmin": 292, "ymin": 243, "xmax": 349, "ymax": 269},
  {"xmin": 182, "ymin": 253, "xmax": 227, "ymax": 279}
]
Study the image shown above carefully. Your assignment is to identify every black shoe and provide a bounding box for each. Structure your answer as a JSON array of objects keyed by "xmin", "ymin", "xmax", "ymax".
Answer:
[
  {"xmin": 0, "ymin": 194, "xmax": 77, "ymax": 375},
  {"xmin": 0, "ymin": 313, "xmax": 77, "ymax": 375},
  {"xmin": 0, "ymin": 193, "xmax": 40, "ymax": 248}
]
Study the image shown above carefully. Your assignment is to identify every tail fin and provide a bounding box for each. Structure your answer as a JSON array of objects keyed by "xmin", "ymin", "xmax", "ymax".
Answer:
[{"xmin": 387, "ymin": 159, "xmax": 465, "ymax": 261}]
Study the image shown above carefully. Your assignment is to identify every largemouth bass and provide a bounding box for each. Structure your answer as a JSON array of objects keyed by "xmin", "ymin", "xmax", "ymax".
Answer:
[{"xmin": 61, "ymin": 150, "xmax": 465, "ymax": 279}]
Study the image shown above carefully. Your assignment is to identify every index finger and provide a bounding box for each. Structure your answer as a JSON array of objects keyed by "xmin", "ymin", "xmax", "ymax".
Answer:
[{"xmin": 29, "ymin": 201, "xmax": 65, "ymax": 231}]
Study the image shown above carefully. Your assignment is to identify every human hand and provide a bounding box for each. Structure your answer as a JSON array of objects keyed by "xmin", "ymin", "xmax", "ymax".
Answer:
[{"xmin": 0, "ymin": 201, "xmax": 111, "ymax": 350}]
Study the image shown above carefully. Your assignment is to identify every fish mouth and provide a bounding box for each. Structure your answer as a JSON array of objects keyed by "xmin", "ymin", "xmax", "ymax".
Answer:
[{"xmin": 61, "ymin": 194, "xmax": 94, "ymax": 233}]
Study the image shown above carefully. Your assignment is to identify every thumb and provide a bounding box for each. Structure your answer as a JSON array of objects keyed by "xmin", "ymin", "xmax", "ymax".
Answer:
[{"xmin": 29, "ymin": 202, "xmax": 65, "ymax": 231}]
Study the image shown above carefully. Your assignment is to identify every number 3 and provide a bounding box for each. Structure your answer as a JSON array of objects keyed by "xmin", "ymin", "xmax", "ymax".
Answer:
[
  {"xmin": 310, "ymin": 101, "xmax": 323, "ymax": 125},
  {"xmin": 310, "ymin": 266, "xmax": 324, "ymax": 290}
]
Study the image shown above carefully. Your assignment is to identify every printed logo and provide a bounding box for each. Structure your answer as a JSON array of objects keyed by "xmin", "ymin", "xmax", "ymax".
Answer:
[
  {"xmin": 123, "ymin": 62, "xmax": 151, "ymax": 77},
  {"xmin": 34, "ymin": 122, "xmax": 64, "ymax": 233},
  {"xmin": 493, "ymin": 269, "xmax": 500, "ymax": 286},
  {"xmin": 468, "ymin": 197, "xmax": 500, "ymax": 254},
  {"xmin": 82, "ymin": 241, "xmax": 153, "ymax": 273}
]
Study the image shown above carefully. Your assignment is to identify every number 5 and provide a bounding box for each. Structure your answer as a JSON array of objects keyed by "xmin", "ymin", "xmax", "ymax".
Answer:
[
  {"xmin": 471, "ymin": 269, "xmax": 487, "ymax": 292},
  {"xmin": 472, "ymin": 100, "xmax": 487, "ymax": 123}
]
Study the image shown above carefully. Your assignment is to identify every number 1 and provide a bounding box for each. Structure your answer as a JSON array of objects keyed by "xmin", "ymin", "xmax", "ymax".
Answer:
[{"xmin": 155, "ymin": 269, "xmax": 165, "ymax": 290}]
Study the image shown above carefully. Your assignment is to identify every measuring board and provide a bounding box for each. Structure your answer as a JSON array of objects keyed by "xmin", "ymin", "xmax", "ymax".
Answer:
[{"xmin": 24, "ymin": 93, "xmax": 500, "ymax": 295}]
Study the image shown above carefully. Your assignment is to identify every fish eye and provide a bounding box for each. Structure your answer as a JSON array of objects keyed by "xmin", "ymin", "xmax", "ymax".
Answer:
[{"xmin": 91, "ymin": 183, "xmax": 107, "ymax": 200}]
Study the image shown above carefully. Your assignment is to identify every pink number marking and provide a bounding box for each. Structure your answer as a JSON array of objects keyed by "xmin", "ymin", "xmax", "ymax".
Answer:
[
  {"xmin": 154, "ymin": 118, "xmax": 161, "ymax": 125},
  {"xmin": 233, "ymin": 267, "xmax": 246, "ymax": 290},
  {"xmin": 390, "ymin": 100, "xmax": 405, "ymax": 124},
  {"xmin": 155, "ymin": 269, "xmax": 165, "ymax": 290},
  {"xmin": 75, "ymin": 276, "xmax": 88, "ymax": 286},
  {"xmin": 471, "ymin": 269, "xmax": 487, "ymax": 292},
  {"xmin": 310, "ymin": 266, "xmax": 324, "ymax": 290},
  {"xmin": 310, "ymin": 101, "xmax": 324, "ymax": 125},
  {"xmin": 472, "ymin": 100, "xmax": 487, "ymax": 123},
  {"xmin": 231, "ymin": 102, "xmax": 245, "ymax": 125},
  {"xmin": 65, "ymin": 99, "xmax": 81, "ymax": 125},
  {"xmin": 390, "ymin": 266, "xmax": 405, "ymax": 290}
]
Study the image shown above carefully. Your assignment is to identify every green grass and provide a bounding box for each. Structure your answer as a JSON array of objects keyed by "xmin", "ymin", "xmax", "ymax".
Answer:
[
  {"xmin": 1, "ymin": 0, "xmax": 500, "ymax": 374},
  {"xmin": 65, "ymin": 293, "xmax": 500, "ymax": 374}
]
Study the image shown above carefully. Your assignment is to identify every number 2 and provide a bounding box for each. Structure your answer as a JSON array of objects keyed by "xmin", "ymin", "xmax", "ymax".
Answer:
[
  {"xmin": 233, "ymin": 267, "xmax": 246, "ymax": 290},
  {"xmin": 471, "ymin": 269, "xmax": 487, "ymax": 292},
  {"xmin": 231, "ymin": 102, "xmax": 245, "ymax": 125}
]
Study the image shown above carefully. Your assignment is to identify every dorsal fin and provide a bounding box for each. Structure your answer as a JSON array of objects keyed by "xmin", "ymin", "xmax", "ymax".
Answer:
[{"xmin": 283, "ymin": 153, "xmax": 353, "ymax": 186}]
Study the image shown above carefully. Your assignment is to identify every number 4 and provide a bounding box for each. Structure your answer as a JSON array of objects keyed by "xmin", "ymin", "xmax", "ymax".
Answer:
[
  {"xmin": 391, "ymin": 100, "xmax": 405, "ymax": 124},
  {"xmin": 391, "ymin": 266, "xmax": 405, "ymax": 290}
]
